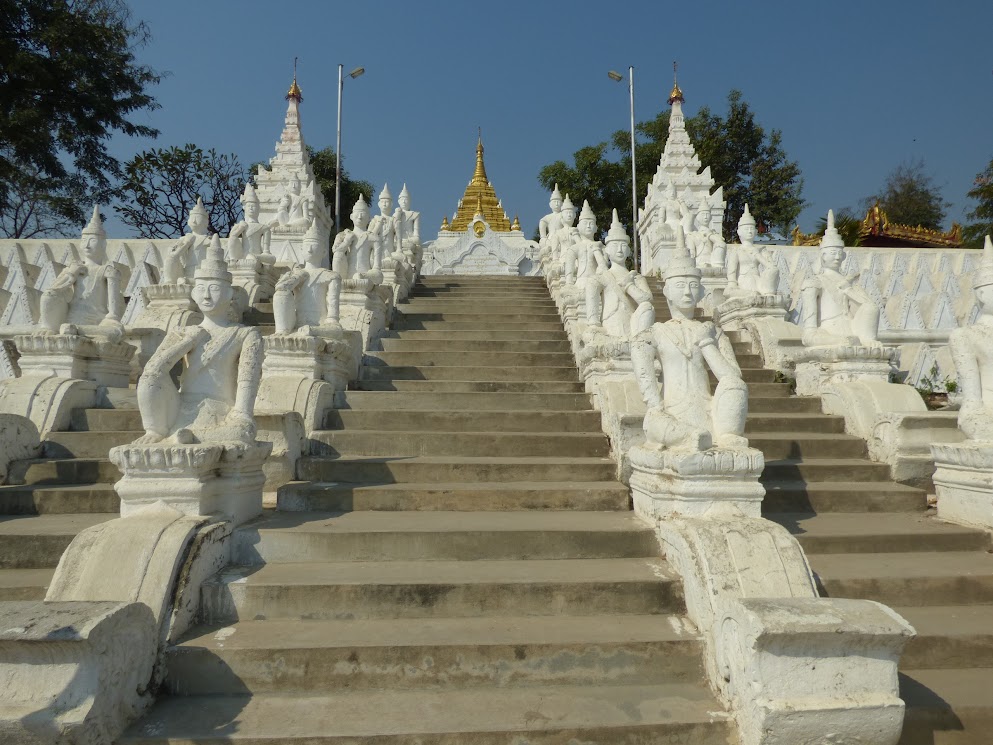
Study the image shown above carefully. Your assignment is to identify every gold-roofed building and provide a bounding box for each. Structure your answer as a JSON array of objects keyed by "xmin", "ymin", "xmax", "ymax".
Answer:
[
  {"xmin": 442, "ymin": 133, "xmax": 513, "ymax": 232},
  {"xmin": 791, "ymin": 202, "xmax": 962, "ymax": 248}
]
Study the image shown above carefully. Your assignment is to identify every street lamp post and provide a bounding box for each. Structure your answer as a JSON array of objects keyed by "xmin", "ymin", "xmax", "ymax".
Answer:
[
  {"xmin": 335, "ymin": 65, "xmax": 365, "ymax": 235},
  {"xmin": 608, "ymin": 67, "xmax": 639, "ymax": 272}
]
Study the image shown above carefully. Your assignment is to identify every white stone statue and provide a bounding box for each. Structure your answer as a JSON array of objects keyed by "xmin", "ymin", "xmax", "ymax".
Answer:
[
  {"xmin": 564, "ymin": 200, "xmax": 606, "ymax": 287},
  {"xmin": 686, "ymin": 199, "xmax": 726, "ymax": 268},
  {"xmin": 164, "ymin": 198, "xmax": 211, "ymax": 284},
  {"xmin": 277, "ymin": 173, "xmax": 314, "ymax": 230},
  {"xmin": 586, "ymin": 210, "xmax": 653, "ymax": 337},
  {"xmin": 634, "ymin": 226, "xmax": 748, "ymax": 451},
  {"xmin": 799, "ymin": 210, "xmax": 881, "ymax": 348},
  {"xmin": 725, "ymin": 204, "xmax": 779, "ymax": 297},
  {"xmin": 393, "ymin": 183, "xmax": 422, "ymax": 267},
  {"xmin": 331, "ymin": 195, "xmax": 384, "ymax": 283},
  {"xmin": 38, "ymin": 205, "xmax": 125, "ymax": 339},
  {"xmin": 538, "ymin": 183, "xmax": 563, "ymax": 243},
  {"xmin": 950, "ymin": 236, "xmax": 993, "ymax": 441},
  {"xmin": 133, "ymin": 234, "xmax": 264, "ymax": 446},
  {"xmin": 272, "ymin": 221, "xmax": 342, "ymax": 336},
  {"xmin": 227, "ymin": 184, "xmax": 279, "ymax": 265}
]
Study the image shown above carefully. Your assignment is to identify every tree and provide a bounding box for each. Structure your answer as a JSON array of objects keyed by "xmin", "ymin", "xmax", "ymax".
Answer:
[
  {"xmin": 0, "ymin": 166, "xmax": 87, "ymax": 238},
  {"xmin": 305, "ymin": 145, "xmax": 374, "ymax": 232},
  {"xmin": 0, "ymin": 0, "xmax": 160, "ymax": 228},
  {"xmin": 538, "ymin": 90, "xmax": 805, "ymax": 240},
  {"xmin": 964, "ymin": 156, "xmax": 993, "ymax": 247},
  {"xmin": 813, "ymin": 208, "xmax": 863, "ymax": 247},
  {"xmin": 115, "ymin": 144, "xmax": 248, "ymax": 238},
  {"xmin": 863, "ymin": 159, "xmax": 949, "ymax": 231}
]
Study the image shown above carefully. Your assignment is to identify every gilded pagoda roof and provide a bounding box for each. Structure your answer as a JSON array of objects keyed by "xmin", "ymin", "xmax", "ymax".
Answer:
[
  {"xmin": 443, "ymin": 134, "xmax": 512, "ymax": 232},
  {"xmin": 791, "ymin": 203, "xmax": 963, "ymax": 248}
]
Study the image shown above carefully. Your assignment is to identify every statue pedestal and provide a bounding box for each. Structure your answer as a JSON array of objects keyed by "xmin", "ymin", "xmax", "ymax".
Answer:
[
  {"xmin": 381, "ymin": 257, "xmax": 414, "ymax": 307},
  {"xmin": 13, "ymin": 333, "xmax": 134, "ymax": 388},
  {"xmin": 109, "ymin": 441, "xmax": 272, "ymax": 525},
  {"xmin": 339, "ymin": 279, "xmax": 391, "ymax": 352},
  {"xmin": 230, "ymin": 259, "xmax": 277, "ymax": 305},
  {"xmin": 629, "ymin": 442, "xmax": 765, "ymax": 520},
  {"xmin": 700, "ymin": 266, "xmax": 728, "ymax": 314},
  {"xmin": 136, "ymin": 283, "xmax": 201, "ymax": 331},
  {"xmin": 932, "ymin": 442, "xmax": 993, "ymax": 530},
  {"xmin": 714, "ymin": 293, "xmax": 789, "ymax": 331},
  {"xmin": 794, "ymin": 344, "xmax": 898, "ymax": 397}
]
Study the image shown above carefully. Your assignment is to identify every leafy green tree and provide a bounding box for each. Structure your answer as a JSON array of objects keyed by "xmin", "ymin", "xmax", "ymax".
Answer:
[
  {"xmin": 964, "ymin": 156, "xmax": 993, "ymax": 247},
  {"xmin": 863, "ymin": 159, "xmax": 949, "ymax": 231},
  {"xmin": 0, "ymin": 166, "xmax": 87, "ymax": 238},
  {"xmin": 538, "ymin": 90, "xmax": 805, "ymax": 240},
  {"xmin": 0, "ymin": 0, "xmax": 160, "ymax": 228},
  {"xmin": 115, "ymin": 145, "xmax": 248, "ymax": 238},
  {"xmin": 305, "ymin": 146, "xmax": 374, "ymax": 233},
  {"xmin": 813, "ymin": 208, "xmax": 863, "ymax": 247}
]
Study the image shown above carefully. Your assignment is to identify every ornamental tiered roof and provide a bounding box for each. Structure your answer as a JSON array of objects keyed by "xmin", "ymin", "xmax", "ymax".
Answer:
[
  {"xmin": 443, "ymin": 134, "xmax": 513, "ymax": 232},
  {"xmin": 791, "ymin": 203, "xmax": 963, "ymax": 248}
]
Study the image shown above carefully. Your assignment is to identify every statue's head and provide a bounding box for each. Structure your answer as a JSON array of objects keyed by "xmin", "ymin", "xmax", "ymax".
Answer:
[
  {"xmin": 819, "ymin": 209, "xmax": 846, "ymax": 271},
  {"xmin": 549, "ymin": 183, "xmax": 563, "ymax": 212},
  {"xmin": 351, "ymin": 194, "xmax": 371, "ymax": 230},
  {"xmin": 737, "ymin": 203, "xmax": 757, "ymax": 244},
  {"xmin": 604, "ymin": 208, "xmax": 630, "ymax": 266},
  {"xmin": 663, "ymin": 226, "xmax": 704, "ymax": 312},
  {"xmin": 303, "ymin": 221, "xmax": 325, "ymax": 266},
  {"xmin": 80, "ymin": 205, "xmax": 107, "ymax": 263},
  {"xmin": 377, "ymin": 183, "xmax": 392, "ymax": 215},
  {"xmin": 241, "ymin": 184, "xmax": 260, "ymax": 221},
  {"xmin": 398, "ymin": 183, "xmax": 411, "ymax": 211},
  {"xmin": 187, "ymin": 197, "xmax": 209, "ymax": 235},
  {"xmin": 289, "ymin": 173, "xmax": 302, "ymax": 195},
  {"xmin": 192, "ymin": 234, "xmax": 233, "ymax": 318},
  {"xmin": 695, "ymin": 203, "xmax": 712, "ymax": 229},
  {"xmin": 559, "ymin": 195, "xmax": 577, "ymax": 228},
  {"xmin": 577, "ymin": 200, "xmax": 597, "ymax": 241}
]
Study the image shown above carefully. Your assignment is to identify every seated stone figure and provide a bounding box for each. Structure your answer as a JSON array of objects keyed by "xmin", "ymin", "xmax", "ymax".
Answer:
[
  {"xmin": 950, "ymin": 235, "xmax": 993, "ymax": 442},
  {"xmin": 164, "ymin": 198, "xmax": 212, "ymax": 284},
  {"xmin": 273, "ymin": 221, "xmax": 342, "ymax": 336},
  {"xmin": 564, "ymin": 200, "xmax": 606, "ymax": 287},
  {"xmin": 543, "ymin": 195, "xmax": 578, "ymax": 285},
  {"xmin": 39, "ymin": 205, "xmax": 125, "ymax": 340},
  {"xmin": 725, "ymin": 203, "xmax": 779, "ymax": 298},
  {"xmin": 799, "ymin": 210, "xmax": 881, "ymax": 348},
  {"xmin": 586, "ymin": 210, "xmax": 653, "ymax": 338},
  {"xmin": 276, "ymin": 173, "xmax": 313, "ymax": 231},
  {"xmin": 331, "ymin": 195, "xmax": 384, "ymax": 284},
  {"xmin": 633, "ymin": 226, "xmax": 748, "ymax": 451},
  {"xmin": 133, "ymin": 235, "xmax": 263, "ymax": 445},
  {"xmin": 538, "ymin": 183, "xmax": 564, "ymax": 244},
  {"xmin": 393, "ymin": 183, "xmax": 422, "ymax": 267},
  {"xmin": 227, "ymin": 184, "xmax": 279, "ymax": 265},
  {"xmin": 686, "ymin": 200, "xmax": 726, "ymax": 269}
]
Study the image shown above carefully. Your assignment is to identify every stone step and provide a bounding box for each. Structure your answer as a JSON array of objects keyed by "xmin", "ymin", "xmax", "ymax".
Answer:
[
  {"xmin": 405, "ymin": 293, "xmax": 557, "ymax": 302},
  {"xmin": 746, "ymin": 432, "xmax": 867, "ymax": 460},
  {"xmin": 388, "ymin": 328, "xmax": 568, "ymax": 341},
  {"xmin": 398, "ymin": 320, "xmax": 568, "ymax": 330},
  {"xmin": 297, "ymin": 455, "xmax": 617, "ymax": 484},
  {"xmin": 70, "ymin": 407, "xmax": 143, "ymax": 432},
  {"xmin": 103, "ymin": 387, "xmax": 137, "ymax": 407},
  {"xmin": 360, "ymin": 365, "xmax": 581, "ymax": 383},
  {"xmin": 733, "ymin": 354, "xmax": 764, "ymax": 367},
  {"xmin": 739, "ymin": 382, "xmax": 792, "ymax": 398},
  {"xmin": 353, "ymin": 379, "xmax": 586, "ymax": 393},
  {"xmin": 761, "ymin": 481, "xmax": 927, "ymax": 513},
  {"xmin": 897, "ymin": 605, "xmax": 993, "ymax": 669},
  {"xmin": 43, "ymin": 430, "xmax": 141, "ymax": 459},
  {"xmin": 163, "ymin": 615, "xmax": 704, "ymax": 695},
  {"xmin": 0, "ymin": 513, "xmax": 116, "ymax": 568},
  {"xmin": 201, "ymin": 558, "xmax": 682, "ymax": 623},
  {"xmin": 899, "ymin": 668, "xmax": 993, "ymax": 744},
  {"xmin": 380, "ymin": 338, "xmax": 572, "ymax": 353},
  {"xmin": 233, "ymin": 511, "xmax": 656, "ymax": 564},
  {"xmin": 812, "ymin": 551, "xmax": 993, "ymax": 606},
  {"xmin": 0, "ymin": 567, "xmax": 53, "ymax": 600},
  {"xmin": 310, "ymin": 430, "xmax": 610, "ymax": 459},
  {"xmin": 417, "ymin": 278, "xmax": 548, "ymax": 285},
  {"xmin": 337, "ymin": 390, "xmax": 593, "ymax": 411},
  {"xmin": 761, "ymin": 457, "xmax": 894, "ymax": 482},
  {"xmin": 748, "ymin": 396, "xmax": 823, "ymax": 413},
  {"xmin": 8, "ymin": 458, "xmax": 120, "ymax": 486},
  {"xmin": 768, "ymin": 512, "xmax": 990, "ymax": 554},
  {"xmin": 367, "ymin": 350, "xmax": 576, "ymax": 368},
  {"xmin": 122, "ymin": 684, "xmax": 731, "ymax": 744},
  {"xmin": 277, "ymin": 481, "xmax": 632, "ymax": 512},
  {"xmin": 400, "ymin": 299, "xmax": 559, "ymax": 311},
  {"xmin": 745, "ymin": 412, "xmax": 846, "ymax": 434},
  {"xmin": 325, "ymin": 409, "xmax": 602, "ymax": 433},
  {"xmin": 0, "ymin": 483, "xmax": 120, "ymax": 514},
  {"xmin": 399, "ymin": 312, "xmax": 563, "ymax": 325}
]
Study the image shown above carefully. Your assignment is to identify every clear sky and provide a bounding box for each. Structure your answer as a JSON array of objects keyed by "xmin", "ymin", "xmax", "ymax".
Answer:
[{"xmin": 106, "ymin": 0, "xmax": 993, "ymax": 240}]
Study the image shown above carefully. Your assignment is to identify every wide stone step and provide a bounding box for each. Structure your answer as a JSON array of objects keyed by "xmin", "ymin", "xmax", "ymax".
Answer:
[
  {"xmin": 748, "ymin": 396, "xmax": 823, "ymax": 413},
  {"xmin": 326, "ymin": 409, "xmax": 602, "ymax": 433},
  {"xmin": 398, "ymin": 320, "xmax": 567, "ymax": 330},
  {"xmin": 8, "ymin": 458, "xmax": 120, "ymax": 486},
  {"xmin": 389, "ymin": 328, "xmax": 568, "ymax": 341},
  {"xmin": 811, "ymin": 551, "xmax": 993, "ymax": 606},
  {"xmin": 233, "ymin": 511, "xmax": 655, "ymax": 564},
  {"xmin": 0, "ymin": 567, "xmax": 53, "ymax": 600},
  {"xmin": 297, "ymin": 455, "xmax": 617, "ymax": 484},
  {"xmin": 899, "ymin": 668, "xmax": 993, "ymax": 744},
  {"xmin": 164, "ymin": 615, "xmax": 704, "ymax": 695},
  {"xmin": 360, "ymin": 365, "xmax": 581, "ymax": 382},
  {"xmin": 400, "ymin": 300, "xmax": 559, "ymax": 311},
  {"xmin": 277, "ymin": 481, "xmax": 632, "ymax": 512},
  {"xmin": 0, "ymin": 483, "xmax": 120, "ymax": 514},
  {"xmin": 769, "ymin": 512, "xmax": 990, "ymax": 554},
  {"xmin": 70, "ymin": 407, "xmax": 143, "ymax": 431},
  {"xmin": 740, "ymin": 382, "xmax": 792, "ymax": 398},
  {"xmin": 0, "ymin": 513, "xmax": 116, "ymax": 568},
  {"xmin": 746, "ymin": 432, "xmax": 867, "ymax": 460},
  {"xmin": 201, "ymin": 558, "xmax": 682, "ymax": 623},
  {"xmin": 745, "ymin": 413, "xmax": 846, "ymax": 434},
  {"xmin": 367, "ymin": 350, "xmax": 576, "ymax": 368},
  {"xmin": 761, "ymin": 481, "xmax": 927, "ymax": 513},
  {"xmin": 353, "ymin": 379, "xmax": 586, "ymax": 393},
  {"xmin": 399, "ymin": 312, "xmax": 562, "ymax": 324},
  {"xmin": 761, "ymin": 457, "xmax": 894, "ymax": 482},
  {"xmin": 310, "ymin": 430, "xmax": 610, "ymax": 459},
  {"xmin": 381, "ymin": 338, "xmax": 572, "ymax": 353},
  {"xmin": 337, "ymin": 390, "xmax": 593, "ymax": 411},
  {"xmin": 406, "ymin": 292, "xmax": 557, "ymax": 302},
  {"xmin": 897, "ymin": 605, "xmax": 993, "ymax": 669},
  {"xmin": 43, "ymin": 430, "xmax": 141, "ymax": 459}
]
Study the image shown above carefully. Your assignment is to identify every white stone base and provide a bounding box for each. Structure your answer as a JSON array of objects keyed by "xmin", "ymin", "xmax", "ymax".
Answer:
[
  {"xmin": 339, "ymin": 280, "xmax": 391, "ymax": 352},
  {"xmin": 932, "ymin": 442, "xmax": 993, "ymax": 530},
  {"xmin": 0, "ymin": 372, "xmax": 97, "ymax": 437},
  {"xmin": 13, "ymin": 334, "xmax": 134, "ymax": 388},
  {"xmin": 109, "ymin": 441, "xmax": 271, "ymax": 525},
  {"xmin": 261, "ymin": 332, "xmax": 359, "ymax": 390},
  {"xmin": 629, "ymin": 442, "xmax": 765, "ymax": 520},
  {"xmin": 713, "ymin": 293, "xmax": 789, "ymax": 331},
  {"xmin": 795, "ymin": 344, "xmax": 898, "ymax": 396}
]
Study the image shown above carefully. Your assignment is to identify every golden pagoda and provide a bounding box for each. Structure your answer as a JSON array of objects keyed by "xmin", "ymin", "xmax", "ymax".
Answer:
[{"xmin": 443, "ymin": 133, "xmax": 513, "ymax": 232}]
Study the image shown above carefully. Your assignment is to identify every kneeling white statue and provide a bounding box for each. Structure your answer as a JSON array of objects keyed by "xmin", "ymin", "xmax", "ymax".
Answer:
[
  {"xmin": 725, "ymin": 204, "xmax": 779, "ymax": 298},
  {"xmin": 273, "ymin": 221, "xmax": 342, "ymax": 337}
]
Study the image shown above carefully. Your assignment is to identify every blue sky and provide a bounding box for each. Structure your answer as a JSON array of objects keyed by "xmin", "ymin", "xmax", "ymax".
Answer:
[{"xmin": 107, "ymin": 0, "xmax": 993, "ymax": 240}]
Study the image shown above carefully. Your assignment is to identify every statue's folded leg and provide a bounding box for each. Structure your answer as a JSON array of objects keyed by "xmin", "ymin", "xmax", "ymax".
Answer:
[
  {"xmin": 272, "ymin": 288, "xmax": 296, "ymax": 335},
  {"xmin": 645, "ymin": 406, "xmax": 708, "ymax": 451},
  {"xmin": 854, "ymin": 301, "xmax": 882, "ymax": 346},
  {"xmin": 135, "ymin": 371, "xmax": 179, "ymax": 442},
  {"xmin": 712, "ymin": 376, "xmax": 749, "ymax": 448},
  {"xmin": 39, "ymin": 288, "xmax": 70, "ymax": 334}
]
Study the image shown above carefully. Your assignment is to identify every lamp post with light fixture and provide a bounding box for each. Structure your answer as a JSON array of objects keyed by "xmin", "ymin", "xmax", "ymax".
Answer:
[
  {"xmin": 608, "ymin": 67, "xmax": 639, "ymax": 272},
  {"xmin": 335, "ymin": 64, "xmax": 365, "ymax": 235}
]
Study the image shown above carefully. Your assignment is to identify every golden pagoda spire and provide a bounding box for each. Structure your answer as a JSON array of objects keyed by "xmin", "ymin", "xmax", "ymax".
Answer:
[
  {"xmin": 443, "ymin": 130, "xmax": 512, "ymax": 232},
  {"xmin": 471, "ymin": 127, "xmax": 488, "ymax": 184},
  {"xmin": 286, "ymin": 57, "xmax": 303, "ymax": 102},
  {"xmin": 668, "ymin": 60, "xmax": 684, "ymax": 105}
]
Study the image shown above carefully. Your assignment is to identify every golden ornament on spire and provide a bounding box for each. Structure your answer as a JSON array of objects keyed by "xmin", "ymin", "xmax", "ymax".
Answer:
[
  {"xmin": 668, "ymin": 60, "xmax": 683, "ymax": 105},
  {"xmin": 443, "ymin": 130, "xmax": 512, "ymax": 232},
  {"xmin": 511, "ymin": 215, "xmax": 521, "ymax": 231},
  {"xmin": 286, "ymin": 57, "xmax": 303, "ymax": 102}
]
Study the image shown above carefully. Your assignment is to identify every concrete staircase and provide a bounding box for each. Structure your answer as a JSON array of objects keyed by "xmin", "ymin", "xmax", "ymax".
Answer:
[{"xmin": 120, "ymin": 275, "xmax": 734, "ymax": 743}]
